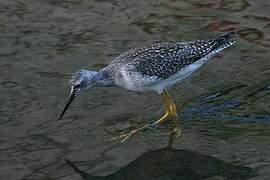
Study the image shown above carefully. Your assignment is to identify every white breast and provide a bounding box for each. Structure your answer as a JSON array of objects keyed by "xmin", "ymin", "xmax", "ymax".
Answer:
[{"xmin": 114, "ymin": 65, "xmax": 159, "ymax": 92}]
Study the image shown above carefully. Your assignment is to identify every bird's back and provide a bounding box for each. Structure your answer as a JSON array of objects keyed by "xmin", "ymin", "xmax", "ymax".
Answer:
[{"xmin": 103, "ymin": 31, "xmax": 236, "ymax": 80}]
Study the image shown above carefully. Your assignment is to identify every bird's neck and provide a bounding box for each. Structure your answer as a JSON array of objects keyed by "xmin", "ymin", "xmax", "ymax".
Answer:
[{"xmin": 88, "ymin": 70, "xmax": 114, "ymax": 87}]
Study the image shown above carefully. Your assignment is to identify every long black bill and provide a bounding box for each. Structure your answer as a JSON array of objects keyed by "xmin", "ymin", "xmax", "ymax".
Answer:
[{"xmin": 58, "ymin": 91, "xmax": 77, "ymax": 120}]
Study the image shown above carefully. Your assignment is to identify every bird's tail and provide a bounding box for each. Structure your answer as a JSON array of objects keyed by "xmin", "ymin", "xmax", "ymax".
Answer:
[
  {"xmin": 215, "ymin": 30, "xmax": 237, "ymax": 45},
  {"xmin": 212, "ymin": 30, "xmax": 238, "ymax": 50}
]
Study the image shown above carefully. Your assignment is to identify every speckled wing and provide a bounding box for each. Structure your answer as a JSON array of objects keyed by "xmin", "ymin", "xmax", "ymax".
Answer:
[
  {"xmin": 106, "ymin": 31, "xmax": 236, "ymax": 81},
  {"xmin": 129, "ymin": 41, "xmax": 216, "ymax": 79},
  {"xmin": 129, "ymin": 31, "xmax": 236, "ymax": 79}
]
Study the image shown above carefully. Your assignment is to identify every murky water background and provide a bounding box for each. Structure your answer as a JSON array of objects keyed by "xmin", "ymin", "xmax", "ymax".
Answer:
[{"xmin": 0, "ymin": 0, "xmax": 270, "ymax": 179}]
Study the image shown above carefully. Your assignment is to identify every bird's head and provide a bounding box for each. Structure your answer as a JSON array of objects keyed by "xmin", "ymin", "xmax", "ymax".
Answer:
[{"xmin": 58, "ymin": 69, "xmax": 98, "ymax": 120}]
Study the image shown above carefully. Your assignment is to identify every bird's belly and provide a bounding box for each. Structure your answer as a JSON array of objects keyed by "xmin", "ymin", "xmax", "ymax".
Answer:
[
  {"xmin": 150, "ymin": 59, "xmax": 205, "ymax": 93},
  {"xmin": 115, "ymin": 66, "xmax": 159, "ymax": 92},
  {"xmin": 115, "ymin": 57, "xmax": 207, "ymax": 93}
]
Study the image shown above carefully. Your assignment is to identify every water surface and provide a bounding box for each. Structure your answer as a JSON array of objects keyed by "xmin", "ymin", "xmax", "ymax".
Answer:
[{"xmin": 0, "ymin": 0, "xmax": 270, "ymax": 179}]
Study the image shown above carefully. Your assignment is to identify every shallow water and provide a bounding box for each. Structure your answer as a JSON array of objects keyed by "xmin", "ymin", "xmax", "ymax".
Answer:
[{"xmin": 0, "ymin": 0, "xmax": 270, "ymax": 179}]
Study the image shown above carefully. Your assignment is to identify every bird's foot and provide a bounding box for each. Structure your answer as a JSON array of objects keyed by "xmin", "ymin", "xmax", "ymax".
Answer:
[
  {"xmin": 171, "ymin": 113, "xmax": 182, "ymax": 137},
  {"xmin": 172, "ymin": 125, "xmax": 181, "ymax": 137},
  {"xmin": 110, "ymin": 124, "xmax": 150, "ymax": 143},
  {"xmin": 156, "ymin": 124, "xmax": 181, "ymax": 137},
  {"xmin": 151, "ymin": 110, "xmax": 182, "ymax": 137}
]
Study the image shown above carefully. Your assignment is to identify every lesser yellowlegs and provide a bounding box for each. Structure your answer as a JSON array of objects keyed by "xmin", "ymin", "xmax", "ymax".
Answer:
[{"xmin": 59, "ymin": 31, "xmax": 237, "ymax": 142}]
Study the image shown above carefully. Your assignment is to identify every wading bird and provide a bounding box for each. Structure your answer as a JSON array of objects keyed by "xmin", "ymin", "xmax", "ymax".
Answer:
[{"xmin": 59, "ymin": 31, "xmax": 236, "ymax": 142}]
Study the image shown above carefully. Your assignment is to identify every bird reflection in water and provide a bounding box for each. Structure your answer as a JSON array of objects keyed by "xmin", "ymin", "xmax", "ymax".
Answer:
[{"xmin": 65, "ymin": 134, "xmax": 255, "ymax": 180}]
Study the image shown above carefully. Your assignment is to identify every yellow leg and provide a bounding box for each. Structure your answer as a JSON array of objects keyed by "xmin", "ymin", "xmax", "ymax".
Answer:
[
  {"xmin": 153, "ymin": 90, "xmax": 182, "ymax": 137},
  {"xmin": 164, "ymin": 90, "xmax": 177, "ymax": 114},
  {"xmin": 152, "ymin": 92, "xmax": 171, "ymax": 125},
  {"xmin": 111, "ymin": 123, "xmax": 150, "ymax": 143},
  {"xmin": 111, "ymin": 90, "xmax": 182, "ymax": 142}
]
